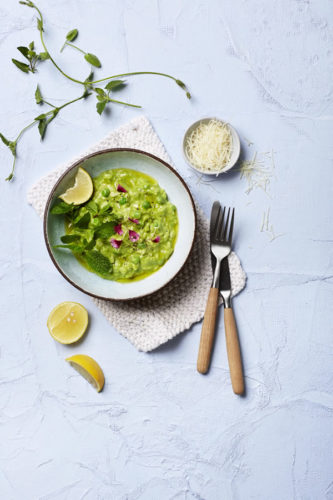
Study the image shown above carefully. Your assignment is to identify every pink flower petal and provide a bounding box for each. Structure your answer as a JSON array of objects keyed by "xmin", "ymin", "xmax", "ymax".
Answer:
[
  {"xmin": 128, "ymin": 217, "xmax": 139, "ymax": 224},
  {"xmin": 117, "ymin": 184, "xmax": 127, "ymax": 193},
  {"xmin": 129, "ymin": 230, "xmax": 140, "ymax": 242},
  {"xmin": 152, "ymin": 236, "xmax": 160, "ymax": 243},
  {"xmin": 110, "ymin": 238, "xmax": 122, "ymax": 249},
  {"xmin": 114, "ymin": 224, "xmax": 123, "ymax": 235}
]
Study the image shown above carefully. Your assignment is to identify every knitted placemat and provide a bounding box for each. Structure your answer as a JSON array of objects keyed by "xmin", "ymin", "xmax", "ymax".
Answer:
[{"xmin": 28, "ymin": 116, "xmax": 246, "ymax": 351}]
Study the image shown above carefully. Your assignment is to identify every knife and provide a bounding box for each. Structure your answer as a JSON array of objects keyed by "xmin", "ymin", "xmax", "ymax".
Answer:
[{"xmin": 209, "ymin": 201, "xmax": 244, "ymax": 395}]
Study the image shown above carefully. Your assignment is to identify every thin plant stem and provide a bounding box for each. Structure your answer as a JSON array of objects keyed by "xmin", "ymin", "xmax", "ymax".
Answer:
[{"xmin": 65, "ymin": 42, "xmax": 86, "ymax": 55}]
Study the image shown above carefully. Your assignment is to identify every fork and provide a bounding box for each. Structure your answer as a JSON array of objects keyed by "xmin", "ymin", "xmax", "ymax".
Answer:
[{"xmin": 197, "ymin": 207, "xmax": 234, "ymax": 374}]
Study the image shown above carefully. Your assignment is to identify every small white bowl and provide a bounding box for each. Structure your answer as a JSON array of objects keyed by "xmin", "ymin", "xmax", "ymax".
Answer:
[{"xmin": 183, "ymin": 117, "xmax": 241, "ymax": 175}]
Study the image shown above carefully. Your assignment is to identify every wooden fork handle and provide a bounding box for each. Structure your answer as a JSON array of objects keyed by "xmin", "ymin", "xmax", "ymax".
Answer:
[
  {"xmin": 224, "ymin": 307, "xmax": 244, "ymax": 395},
  {"xmin": 197, "ymin": 287, "xmax": 219, "ymax": 374}
]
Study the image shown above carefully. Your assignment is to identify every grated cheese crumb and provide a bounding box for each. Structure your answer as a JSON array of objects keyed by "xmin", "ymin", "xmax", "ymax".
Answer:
[{"xmin": 185, "ymin": 119, "xmax": 232, "ymax": 173}]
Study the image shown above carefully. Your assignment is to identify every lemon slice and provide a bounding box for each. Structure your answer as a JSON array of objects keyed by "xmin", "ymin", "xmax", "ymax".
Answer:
[
  {"xmin": 47, "ymin": 301, "xmax": 88, "ymax": 344},
  {"xmin": 66, "ymin": 354, "xmax": 105, "ymax": 392},
  {"xmin": 59, "ymin": 167, "xmax": 93, "ymax": 205}
]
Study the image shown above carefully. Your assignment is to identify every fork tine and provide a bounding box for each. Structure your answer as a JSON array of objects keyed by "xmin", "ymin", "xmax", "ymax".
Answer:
[
  {"xmin": 222, "ymin": 208, "xmax": 230, "ymax": 241},
  {"xmin": 228, "ymin": 208, "xmax": 235, "ymax": 244},
  {"xmin": 214, "ymin": 205, "xmax": 223, "ymax": 240},
  {"xmin": 218, "ymin": 207, "xmax": 226, "ymax": 240}
]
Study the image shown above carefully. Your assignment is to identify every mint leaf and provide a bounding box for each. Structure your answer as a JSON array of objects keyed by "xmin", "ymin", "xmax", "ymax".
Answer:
[
  {"xmin": 50, "ymin": 200, "xmax": 74, "ymax": 214},
  {"xmin": 12, "ymin": 59, "xmax": 30, "ymax": 73},
  {"xmin": 85, "ymin": 250, "xmax": 111, "ymax": 275},
  {"xmin": 73, "ymin": 212, "xmax": 90, "ymax": 228},
  {"xmin": 35, "ymin": 85, "xmax": 43, "ymax": 104},
  {"xmin": 60, "ymin": 234, "xmax": 81, "ymax": 243},
  {"xmin": 105, "ymin": 80, "xmax": 125, "ymax": 91},
  {"xmin": 66, "ymin": 29, "xmax": 78, "ymax": 42},
  {"xmin": 84, "ymin": 53, "xmax": 101, "ymax": 68},
  {"xmin": 94, "ymin": 222, "xmax": 116, "ymax": 239},
  {"xmin": 53, "ymin": 243, "xmax": 84, "ymax": 252},
  {"xmin": 86, "ymin": 201, "xmax": 99, "ymax": 214}
]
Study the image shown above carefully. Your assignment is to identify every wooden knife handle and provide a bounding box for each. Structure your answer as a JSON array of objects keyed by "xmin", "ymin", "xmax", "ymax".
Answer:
[
  {"xmin": 197, "ymin": 287, "xmax": 219, "ymax": 374},
  {"xmin": 224, "ymin": 307, "xmax": 244, "ymax": 395}
]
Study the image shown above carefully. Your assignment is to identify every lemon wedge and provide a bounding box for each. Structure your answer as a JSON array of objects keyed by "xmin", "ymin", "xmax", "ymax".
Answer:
[
  {"xmin": 66, "ymin": 354, "xmax": 105, "ymax": 392},
  {"xmin": 47, "ymin": 301, "xmax": 88, "ymax": 344},
  {"xmin": 59, "ymin": 167, "xmax": 93, "ymax": 205}
]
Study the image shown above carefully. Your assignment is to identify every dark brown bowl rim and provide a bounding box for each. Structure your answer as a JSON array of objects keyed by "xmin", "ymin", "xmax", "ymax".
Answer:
[{"xmin": 43, "ymin": 147, "xmax": 197, "ymax": 302}]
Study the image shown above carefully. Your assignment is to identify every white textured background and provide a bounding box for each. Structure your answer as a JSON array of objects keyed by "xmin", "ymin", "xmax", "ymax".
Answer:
[{"xmin": 0, "ymin": 1, "xmax": 332, "ymax": 499}]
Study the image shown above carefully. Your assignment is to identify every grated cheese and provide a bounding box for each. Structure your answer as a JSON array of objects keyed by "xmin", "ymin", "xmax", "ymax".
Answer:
[{"xmin": 185, "ymin": 119, "xmax": 232, "ymax": 173}]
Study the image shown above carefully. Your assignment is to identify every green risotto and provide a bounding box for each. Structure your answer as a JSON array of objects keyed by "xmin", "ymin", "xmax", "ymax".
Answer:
[{"xmin": 52, "ymin": 168, "xmax": 178, "ymax": 281}]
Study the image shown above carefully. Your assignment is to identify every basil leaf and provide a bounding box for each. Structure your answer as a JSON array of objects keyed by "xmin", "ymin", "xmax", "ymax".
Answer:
[
  {"xmin": 12, "ymin": 59, "xmax": 30, "ymax": 73},
  {"xmin": 73, "ymin": 212, "xmax": 90, "ymax": 228},
  {"xmin": 50, "ymin": 200, "xmax": 74, "ymax": 214},
  {"xmin": 105, "ymin": 80, "xmax": 125, "ymax": 91},
  {"xmin": 60, "ymin": 234, "xmax": 81, "ymax": 243},
  {"xmin": 17, "ymin": 46, "xmax": 30, "ymax": 60},
  {"xmin": 96, "ymin": 101, "xmax": 106, "ymax": 115},
  {"xmin": 29, "ymin": 41, "xmax": 34, "ymax": 50},
  {"xmin": 94, "ymin": 221, "xmax": 116, "ymax": 239},
  {"xmin": 66, "ymin": 29, "xmax": 78, "ymax": 42},
  {"xmin": 85, "ymin": 250, "xmax": 111, "ymax": 275},
  {"xmin": 35, "ymin": 85, "xmax": 43, "ymax": 104},
  {"xmin": 84, "ymin": 53, "xmax": 101, "ymax": 68}
]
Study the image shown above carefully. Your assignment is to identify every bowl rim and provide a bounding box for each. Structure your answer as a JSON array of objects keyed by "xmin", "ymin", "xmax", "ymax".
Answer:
[
  {"xmin": 182, "ymin": 116, "xmax": 241, "ymax": 175},
  {"xmin": 43, "ymin": 147, "xmax": 197, "ymax": 302}
]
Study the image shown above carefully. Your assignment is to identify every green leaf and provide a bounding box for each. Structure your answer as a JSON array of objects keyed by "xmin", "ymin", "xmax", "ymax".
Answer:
[
  {"xmin": 95, "ymin": 88, "xmax": 106, "ymax": 98},
  {"xmin": 94, "ymin": 221, "xmax": 116, "ymax": 239},
  {"xmin": 105, "ymin": 80, "xmax": 126, "ymax": 91},
  {"xmin": 34, "ymin": 113, "xmax": 47, "ymax": 120},
  {"xmin": 50, "ymin": 200, "xmax": 74, "ymax": 214},
  {"xmin": 86, "ymin": 201, "xmax": 99, "ymax": 214},
  {"xmin": 60, "ymin": 234, "xmax": 81, "ymax": 243},
  {"xmin": 85, "ymin": 250, "xmax": 111, "ymax": 275},
  {"xmin": 96, "ymin": 101, "xmax": 106, "ymax": 115},
  {"xmin": 53, "ymin": 243, "xmax": 84, "ymax": 252},
  {"xmin": 38, "ymin": 119, "xmax": 47, "ymax": 139},
  {"xmin": 73, "ymin": 212, "xmax": 90, "ymax": 228},
  {"xmin": 35, "ymin": 85, "xmax": 43, "ymax": 104},
  {"xmin": 186, "ymin": 91, "xmax": 191, "ymax": 99},
  {"xmin": 84, "ymin": 53, "xmax": 101, "ymax": 68},
  {"xmin": 17, "ymin": 46, "xmax": 30, "ymax": 60},
  {"xmin": 37, "ymin": 18, "xmax": 43, "ymax": 31},
  {"xmin": 0, "ymin": 133, "xmax": 10, "ymax": 146},
  {"xmin": 12, "ymin": 59, "xmax": 30, "ymax": 73},
  {"xmin": 8, "ymin": 141, "xmax": 17, "ymax": 156},
  {"xmin": 66, "ymin": 29, "xmax": 78, "ymax": 42},
  {"xmin": 19, "ymin": 1, "xmax": 34, "ymax": 7},
  {"xmin": 38, "ymin": 51, "xmax": 49, "ymax": 60},
  {"xmin": 84, "ymin": 239, "xmax": 96, "ymax": 251},
  {"xmin": 29, "ymin": 41, "xmax": 34, "ymax": 50},
  {"xmin": 175, "ymin": 79, "xmax": 186, "ymax": 90}
]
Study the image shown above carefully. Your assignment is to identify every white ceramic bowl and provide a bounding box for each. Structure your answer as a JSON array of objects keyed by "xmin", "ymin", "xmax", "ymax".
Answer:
[
  {"xmin": 183, "ymin": 117, "xmax": 241, "ymax": 175},
  {"xmin": 44, "ymin": 149, "xmax": 196, "ymax": 301}
]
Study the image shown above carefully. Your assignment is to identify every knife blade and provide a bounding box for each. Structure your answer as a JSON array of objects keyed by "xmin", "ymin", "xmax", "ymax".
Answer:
[{"xmin": 209, "ymin": 201, "xmax": 231, "ymax": 305}]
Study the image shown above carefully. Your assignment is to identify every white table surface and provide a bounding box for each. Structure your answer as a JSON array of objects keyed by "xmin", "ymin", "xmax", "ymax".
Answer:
[{"xmin": 0, "ymin": 1, "xmax": 332, "ymax": 499}]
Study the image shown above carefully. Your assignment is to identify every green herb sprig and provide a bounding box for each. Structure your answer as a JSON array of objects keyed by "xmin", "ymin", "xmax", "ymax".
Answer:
[{"xmin": 1, "ymin": 1, "xmax": 191, "ymax": 181}]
